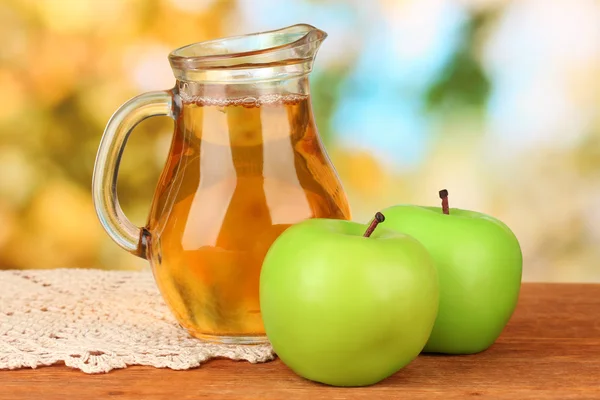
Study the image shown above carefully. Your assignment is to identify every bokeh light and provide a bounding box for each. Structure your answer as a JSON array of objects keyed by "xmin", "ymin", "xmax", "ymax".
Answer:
[{"xmin": 0, "ymin": 0, "xmax": 599, "ymax": 281}]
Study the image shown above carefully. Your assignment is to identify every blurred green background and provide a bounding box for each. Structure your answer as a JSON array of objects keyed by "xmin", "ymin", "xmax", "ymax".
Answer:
[{"xmin": 0, "ymin": 0, "xmax": 599, "ymax": 281}]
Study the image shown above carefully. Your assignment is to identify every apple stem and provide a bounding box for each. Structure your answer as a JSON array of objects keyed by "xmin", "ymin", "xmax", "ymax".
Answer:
[
  {"xmin": 364, "ymin": 212, "xmax": 385, "ymax": 237},
  {"xmin": 439, "ymin": 189, "xmax": 449, "ymax": 215}
]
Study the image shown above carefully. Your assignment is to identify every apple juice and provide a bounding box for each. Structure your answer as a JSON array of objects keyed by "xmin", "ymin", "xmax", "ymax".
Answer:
[{"xmin": 144, "ymin": 94, "xmax": 351, "ymax": 340}]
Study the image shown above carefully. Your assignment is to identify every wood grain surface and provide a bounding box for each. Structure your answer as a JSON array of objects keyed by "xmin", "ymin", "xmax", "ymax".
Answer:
[{"xmin": 1, "ymin": 283, "xmax": 599, "ymax": 400}]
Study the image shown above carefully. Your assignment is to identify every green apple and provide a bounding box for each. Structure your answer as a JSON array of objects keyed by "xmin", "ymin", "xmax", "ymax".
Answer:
[
  {"xmin": 380, "ymin": 190, "xmax": 522, "ymax": 354},
  {"xmin": 259, "ymin": 214, "xmax": 439, "ymax": 387}
]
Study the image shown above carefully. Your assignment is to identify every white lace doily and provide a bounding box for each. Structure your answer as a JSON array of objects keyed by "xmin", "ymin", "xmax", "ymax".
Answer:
[{"xmin": 0, "ymin": 269, "xmax": 274, "ymax": 373}]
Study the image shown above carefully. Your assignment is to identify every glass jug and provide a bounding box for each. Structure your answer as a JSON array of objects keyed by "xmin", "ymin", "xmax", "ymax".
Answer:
[{"xmin": 92, "ymin": 24, "xmax": 351, "ymax": 344}]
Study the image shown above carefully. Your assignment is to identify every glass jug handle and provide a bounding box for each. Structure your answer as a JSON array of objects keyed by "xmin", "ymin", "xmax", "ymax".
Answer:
[{"xmin": 92, "ymin": 91, "xmax": 176, "ymax": 259}]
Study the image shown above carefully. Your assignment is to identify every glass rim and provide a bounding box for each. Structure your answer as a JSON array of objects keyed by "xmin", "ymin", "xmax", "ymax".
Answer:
[{"xmin": 168, "ymin": 24, "xmax": 326, "ymax": 70}]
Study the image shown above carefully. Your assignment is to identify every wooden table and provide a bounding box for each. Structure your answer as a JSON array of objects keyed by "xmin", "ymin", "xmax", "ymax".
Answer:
[{"xmin": 1, "ymin": 283, "xmax": 599, "ymax": 399}]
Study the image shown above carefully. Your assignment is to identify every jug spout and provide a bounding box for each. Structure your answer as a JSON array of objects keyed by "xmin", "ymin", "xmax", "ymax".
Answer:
[{"xmin": 169, "ymin": 24, "xmax": 327, "ymax": 83}]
